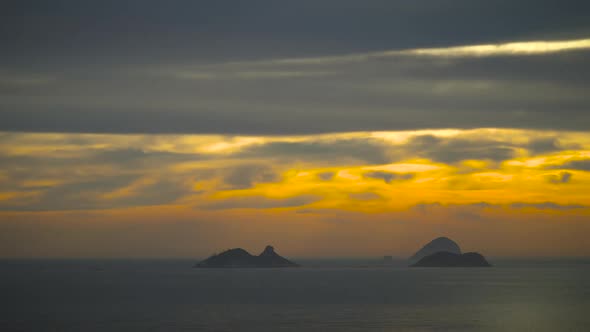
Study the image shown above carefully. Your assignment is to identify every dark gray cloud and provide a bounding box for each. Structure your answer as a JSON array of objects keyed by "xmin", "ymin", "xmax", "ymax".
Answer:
[
  {"xmin": 413, "ymin": 202, "xmax": 498, "ymax": 213},
  {"xmin": 1, "ymin": 1, "xmax": 590, "ymax": 134},
  {"xmin": 413, "ymin": 202, "xmax": 442, "ymax": 212},
  {"xmin": 510, "ymin": 202, "xmax": 586, "ymax": 210},
  {"xmin": 528, "ymin": 137, "xmax": 562, "ymax": 155},
  {"xmin": 318, "ymin": 172, "xmax": 335, "ymax": 181},
  {"xmin": 364, "ymin": 171, "xmax": 396, "ymax": 183},
  {"xmin": 0, "ymin": 147, "xmax": 198, "ymax": 167},
  {"xmin": 363, "ymin": 171, "xmax": 414, "ymax": 183},
  {"xmin": 408, "ymin": 135, "xmax": 516, "ymax": 163},
  {"xmin": 527, "ymin": 137, "xmax": 579, "ymax": 155},
  {"xmin": 0, "ymin": 174, "xmax": 195, "ymax": 212},
  {"xmin": 413, "ymin": 201, "xmax": 586, "ymax": 212},
  {"xmin": 348, "ymin": 192, "xmax": 383, "ymax": 201},
  {"xmin": 0, "ymin": 175, "xmax": 130, "ymax": 211},
  {"xmin": 112, "ymin": 178, "xmax": 198, "ymax": 208},
  {"xmin": 0, "ymin": 147, "xmax": 201, "ymax": 192},
  {"xmin": 91, "ymin": 148, "xmax": 202, "ymax": 168},
  {"xmin": 229, "ymin": 134, "xmax": 582, "ymax": 166},
  {"xmin": 468, "ymin": 202, "xmax": 497, "ymax": 209},
  {"xmin": 2, "ymin": 0, "xmax": 589, "ymax": 65},
  {"xmin": 550, "ymin": 159, "xmax": 590, "ymax": 171},
  {"xmin": 385, "ymin": 52, "xmax": 590, "ymax": 86},
  {"xmin": 0, "ymin": 145, "xmax": 206, "ymax": 211},
  {"xmin": 237, "ymin": 139, "xmax": 393, "ymax": 164},
  {"xmin": 236, "ymin": 132, "xmax": 578, "ymax": 168},
  {"xmin": 222, "ymin": 164, "xmax": 280, "ymax": 189},
  {"xmin": 201, "ymin": 194, "xmax": 319, "ymax": 210},
  {"xmin": 546, "ymin": 172, "xmax": 573, "ymax": 184}
]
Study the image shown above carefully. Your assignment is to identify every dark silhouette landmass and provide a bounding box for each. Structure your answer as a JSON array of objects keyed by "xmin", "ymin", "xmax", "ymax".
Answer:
[
  {"xmin": 411, "ymin": 251, "xmax": 492, "ymax": 267},
  {"xmin": 409, "ymin": 237, "xmax": 461, "ymax": 264},
  {"xmin": 195, "ymin": 245, "xmax": 299, "ymax": 268}
]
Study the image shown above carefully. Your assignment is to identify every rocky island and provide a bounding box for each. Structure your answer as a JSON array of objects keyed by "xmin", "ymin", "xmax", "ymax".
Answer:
[
  {"xmin": 195, "ymin": 245, "xmax": 299, "ymax": 268},
  {"xmin": 411, "ymin": 251, "xmax": 491, "ymax": 267},
  {"xmin": 408, "ymin": 237, "xmax": 492, "ymax": 267},
  {"xmin": 408, "ymin": 237, "xmax": 462, "ymax": 265}
]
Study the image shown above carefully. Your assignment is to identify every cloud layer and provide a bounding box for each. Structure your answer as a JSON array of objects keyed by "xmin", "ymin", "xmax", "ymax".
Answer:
[
  {"xmin": 1, "ymin": 1, "xmax": 590, "ymax": 258},
  {"xmin": 1, "ymin": 129, "xmax": 588, "ymax": 212},
  {"xmin": 2, "ymin": 1, "xmax": 590, "ymax": 134}
]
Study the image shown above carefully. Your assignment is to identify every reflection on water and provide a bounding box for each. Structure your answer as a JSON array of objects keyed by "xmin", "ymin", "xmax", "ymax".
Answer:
[{"xmin": 1, "ymin": 259, "xmax": 589, "ymax": 331}]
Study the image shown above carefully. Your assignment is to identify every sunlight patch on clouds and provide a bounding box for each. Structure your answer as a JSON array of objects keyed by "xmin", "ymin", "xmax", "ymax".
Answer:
[
  {"xmin": 364, "ymin": 163, "xmax": 442, "ymax": 173},
  {"xmin": 200, "ymin": 137, "xmax": 266, "ymax": 154},
  {"xmin": 1, "ymin": 128, "xmax": 590, "ymax": 212},
  {"xmin": 213, "ymin": 38, "xmax": 590, "ymax": 68},
  {"xmin": 399, "ymin": 38, "xmax": 590, "ymax": 57}
]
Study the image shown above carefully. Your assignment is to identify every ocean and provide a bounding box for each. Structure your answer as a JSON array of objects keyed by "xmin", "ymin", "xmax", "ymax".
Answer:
[{"xmin": 2, "ymin": 259, "xmax": 589, "ymax": 331}]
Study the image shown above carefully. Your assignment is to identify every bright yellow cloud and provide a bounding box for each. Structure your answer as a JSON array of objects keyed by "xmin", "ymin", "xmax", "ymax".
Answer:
[{"xmin": 401, "ymin": 38, "xmax": 590, "ymax": 57}]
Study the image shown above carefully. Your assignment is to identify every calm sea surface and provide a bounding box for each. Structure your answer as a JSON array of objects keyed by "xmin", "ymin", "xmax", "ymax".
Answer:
[{"xmin": 2, "ymin": 259, "xmax": 589, "ymax": 331}]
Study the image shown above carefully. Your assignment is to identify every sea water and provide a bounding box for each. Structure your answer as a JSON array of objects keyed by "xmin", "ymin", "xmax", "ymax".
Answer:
[{"xmin": 2, "ymin": 259, "xmax": 589, "ymax": 331}]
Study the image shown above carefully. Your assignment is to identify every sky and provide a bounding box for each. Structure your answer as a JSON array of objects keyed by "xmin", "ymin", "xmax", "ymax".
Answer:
[{"xmin": 1, "ymin": 0, "xmax": 590, "ymax": 258}]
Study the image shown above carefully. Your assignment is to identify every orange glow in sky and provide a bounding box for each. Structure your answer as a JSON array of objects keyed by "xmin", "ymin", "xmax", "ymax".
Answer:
[{"xmin": 1, "ymin": 128, "xmax": 589, "ymax": 258}]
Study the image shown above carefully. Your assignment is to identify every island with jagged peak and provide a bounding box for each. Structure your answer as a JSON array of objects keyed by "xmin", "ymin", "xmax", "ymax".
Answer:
[
  {"xmin": 195, "ymin": 245, "xmax": 299, "ymax": 268},
  {"xmin": 411, "ymin": 251, "xmax": 491, "ymax": 267},
  {"xmin": 408, "ymin": 237, "xmax": 462, "ymax": 265}
]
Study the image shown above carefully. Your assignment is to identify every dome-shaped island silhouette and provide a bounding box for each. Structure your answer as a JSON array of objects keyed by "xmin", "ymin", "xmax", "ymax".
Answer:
[
  {"xmin": 408, "ymin": 237, "xmax": 492, "ymax": 267},
  {"xmin": 195, "ymin": 245, "xmax": 299, "ymax": 268},
  {"xmin": 409, "ymin": 237, "xmax": 462, "ymax": 265}
]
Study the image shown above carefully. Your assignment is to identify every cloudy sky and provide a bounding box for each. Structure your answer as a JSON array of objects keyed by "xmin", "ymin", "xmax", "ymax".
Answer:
[{"xmin": 1, "ymin": 0, "xmax": 590, "ymax": 258}]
